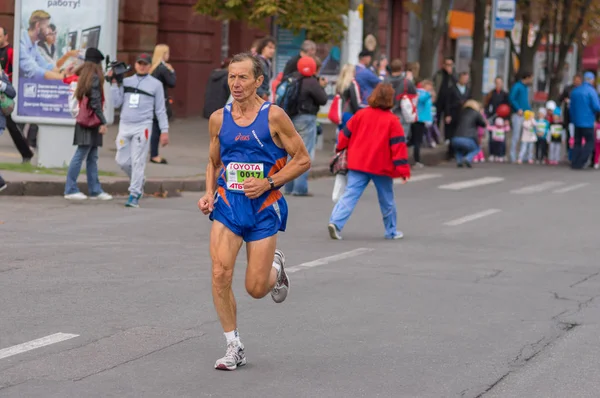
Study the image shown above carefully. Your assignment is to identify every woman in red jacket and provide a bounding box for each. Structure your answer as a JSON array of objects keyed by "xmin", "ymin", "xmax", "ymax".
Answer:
[{"xmin": 328, "ymin": 83, "xmax": 411, "ymax": 240}]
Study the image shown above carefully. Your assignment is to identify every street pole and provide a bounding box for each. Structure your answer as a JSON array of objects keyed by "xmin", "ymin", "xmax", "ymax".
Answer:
[
  {"xmin": 346, "ymin": 0, "xmax": 364, "ymax": 65},
  {"xmin": 489, "ymin": 0, "xmax": 496, "ymax": 58}
]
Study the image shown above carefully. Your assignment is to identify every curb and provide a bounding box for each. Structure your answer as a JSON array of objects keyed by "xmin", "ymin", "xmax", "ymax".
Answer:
[{"xmin": 0, "ymin": 148, "xmax": 447, "ymax": 197}]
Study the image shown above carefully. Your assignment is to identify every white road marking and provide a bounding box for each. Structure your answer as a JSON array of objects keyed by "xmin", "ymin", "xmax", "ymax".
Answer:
[
  {"xmin": 511, "ymin": 181, "xmax": 564, "ymax": 194},
  {"xmin": 0, "ymin": 333, "xmax": 79, "ymax": 360},
  {"xmin": 438, "ymin": 177, "xmax": 505, "ymax": 190},
  {"xmin": 444, "ymin": 209, "xmax": 502, "ymax": 226},
  {"xmin": 395, "ymin": 173, "xmax": 443, "ymax": 184},
  {"xmin": 286, "ymin": 248, "xmax": 374, "ymax": 274},
  {"xmin": 553, "ymin": 183, "xmax": 590, "ymax": 194}
]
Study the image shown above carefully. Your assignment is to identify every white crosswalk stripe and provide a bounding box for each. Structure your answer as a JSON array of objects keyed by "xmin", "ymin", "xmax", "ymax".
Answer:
[
  {"xmin": 395, "ymin": 173, "xmax": 443, "ymax": 184},
  {"xmin": 553, "ymin": 183, "xmax": 590, "ymax": 194},
  {"xmin": 511, "ymin": 181, "xmax": 564, "ymax": 194},
  {"xmin": 438, "ymin": 177, "xmax": 505, "ymax": 191}
]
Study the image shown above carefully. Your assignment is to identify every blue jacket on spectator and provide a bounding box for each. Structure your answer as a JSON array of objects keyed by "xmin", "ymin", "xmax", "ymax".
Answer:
[
  {"xmin": 0, "ymin": 71, "xmax": 16, "ymax": 133},
  {"xmin": 569, "ymin": 82, "xmax": 600, "ymax": 128},
  {"xmin": 508, "ymin": 80, "xmax": 531, "ymax": 113},
  {"xmin": 355, "ymin": 64, "xmax": 382, "ymax": 105},
  {"xmin": 416, "ymin": 88, "xmax": 433, "ymax": 123}
]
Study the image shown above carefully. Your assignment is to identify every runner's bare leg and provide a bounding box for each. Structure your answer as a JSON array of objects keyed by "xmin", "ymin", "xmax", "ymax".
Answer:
[
  {"xmin": 245, "ymin": 235, "xmax": 278, "ymax": 298},
  {"xmin": 211, "ymin": 220, "xmax": 244, "ymax": 332}
]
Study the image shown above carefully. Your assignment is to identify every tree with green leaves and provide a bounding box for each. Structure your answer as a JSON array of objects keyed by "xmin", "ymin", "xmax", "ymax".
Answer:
[
  {"xmin": 511, "ymin": 0, "xmax": 600, "ymax": 99},
  {"xmin": 194, "ymin": 0, "xmax": 350, "ymax": 44}
]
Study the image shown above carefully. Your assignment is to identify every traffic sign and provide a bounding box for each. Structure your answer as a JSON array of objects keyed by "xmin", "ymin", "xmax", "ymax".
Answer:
[{"xmin": 495, "ymin": 0, "xmax": 516, "ymax": 31}]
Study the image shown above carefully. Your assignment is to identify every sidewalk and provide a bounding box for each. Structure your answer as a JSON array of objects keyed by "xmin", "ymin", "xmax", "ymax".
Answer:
[{"xmin": 0, "ymin": 118, "xmax": 447, "ymax": 196}]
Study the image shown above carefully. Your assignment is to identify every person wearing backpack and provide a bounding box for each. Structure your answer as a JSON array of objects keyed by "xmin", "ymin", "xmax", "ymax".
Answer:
[
  {"xmin": 385, "ymin": 59, "xmax": 417, "ymax": 139},
  {"xmin": 283, "ymin": 56, "xmax": 328, "ymax": 197}
]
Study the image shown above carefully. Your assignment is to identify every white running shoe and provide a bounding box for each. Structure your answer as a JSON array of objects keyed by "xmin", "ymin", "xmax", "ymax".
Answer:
[
  {"xmin": 64, "ymin": 192, "xmax": 88, "ymax": 200},
  {"xmin": 214, "ymin": 341, "xmax": 246, "ymax": 371},
  {"xmin": 271, "ymin": 249, "xmax": 289, "ymax": 303},
  {"xmin": 328, "ymin": 223, "xmax": 343, "ymax": 240},
  {"xmin": 387, "ymin": 231, "xmax": 404, "ymax": 240},
  {"xmin": 90, "ymin": 192, "xmax": 113, "ymax": 201}
]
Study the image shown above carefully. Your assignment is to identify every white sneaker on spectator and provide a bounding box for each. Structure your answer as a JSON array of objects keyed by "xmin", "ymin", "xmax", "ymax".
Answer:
[
  {"xmin": 90, "ymin": 192, "xmax": 113, "ymax": 201},
  {"xmin": 64, "ymin": 192, "xmax": 88, "ymax": 200}
]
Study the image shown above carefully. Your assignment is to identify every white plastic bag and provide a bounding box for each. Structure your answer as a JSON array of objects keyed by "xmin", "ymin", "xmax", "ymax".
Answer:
[
  {"xmin": 68, "ymin": 81, "xmax": 79, "ymax": 118},
  {"xmin": 332, "ymin": 173, "xmax": 347, "ymax": 203}
]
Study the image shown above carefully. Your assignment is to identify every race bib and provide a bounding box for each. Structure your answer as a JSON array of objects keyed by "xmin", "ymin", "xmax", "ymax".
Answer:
[
  {"xmin": 551, "ymin": 126, "xmax": 564, "ymax": 139},
  {"xmin": 128, "ymin": 93, "xmax": 140, "ymax": 108},
  {"xmin": 226, "ymin": 162, "xmax": 264, "ymax": 191},
  {"xmin": 492, "ymin": 130, "xmax": 505, "ymax": 141}
]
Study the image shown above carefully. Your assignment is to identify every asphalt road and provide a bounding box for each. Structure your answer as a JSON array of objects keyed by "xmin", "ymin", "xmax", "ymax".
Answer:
[{"xmin": 1, "ymin": 163, "xmax": 599, "ymax": 398}]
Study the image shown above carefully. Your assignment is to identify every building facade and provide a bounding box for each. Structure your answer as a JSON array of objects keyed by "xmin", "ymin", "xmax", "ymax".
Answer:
[{"xmin": 0, "ymin": 0, "xmax": 414, "ymax": 118}]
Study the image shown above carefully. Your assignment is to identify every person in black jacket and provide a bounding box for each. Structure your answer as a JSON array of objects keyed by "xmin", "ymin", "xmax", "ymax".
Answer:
[
  {"xmin": 445, "ymin": 71, "xmax": 472, "ymax": 159},
  {"xmin": 64, "ymin": 48, "xmax": 112, "ymax": 201},
  {"xmin": 452, "ymin": 100, "xmax": 487, "ymax": 168},
  {"xmin": 484, "ymin": 77, "xmax": 509, "ymax": 157},
  {"xmin": 149, "ymin": 44, "xmax": 176, "ymax": 164},
  {"xmin": 282, "ymin": 40, "xmax": 316, "ymax": 79},
  {"xmin": 203, "ymin": 58, "xmax": 231, "ymax": 119},
  {"xmin": 484, "ymin": 77, "xmax": 509, "ymax": 118},
  {"xmin": 284, "ymin": 56, "xmax": 328, "ymax": 196}
]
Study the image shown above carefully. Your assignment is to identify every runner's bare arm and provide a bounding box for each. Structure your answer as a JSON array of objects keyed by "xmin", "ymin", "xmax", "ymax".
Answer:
[
  {"xmin": 206, "ymin": 109, "xmax": 224, "ymax": 195},
  {"xmin": 269, "ymin": 106, "xmax": 311, "ymax": 187}
]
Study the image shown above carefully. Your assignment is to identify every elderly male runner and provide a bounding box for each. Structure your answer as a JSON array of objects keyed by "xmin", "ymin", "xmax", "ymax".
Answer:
[{"xmin": 198, "ymin": 52, "xmax": 311, "ymax": 370}]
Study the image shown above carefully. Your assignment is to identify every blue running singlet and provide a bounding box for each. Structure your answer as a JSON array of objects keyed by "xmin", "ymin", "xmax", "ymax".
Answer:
[{"xmin": 209, "ymin": 102, "xmax": 289, "ymax": 242}]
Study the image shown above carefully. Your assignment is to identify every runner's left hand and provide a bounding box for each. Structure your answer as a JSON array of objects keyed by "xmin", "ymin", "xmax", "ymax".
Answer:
[{"xmin": 243, "ymin": 177, "xmax": 269, "ymax": 199}]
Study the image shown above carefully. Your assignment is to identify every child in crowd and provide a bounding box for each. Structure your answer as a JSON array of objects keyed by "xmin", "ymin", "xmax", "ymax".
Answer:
[
  {"xmin": 488, "ymin": 116, "xmax": 509, "ymax": 162},
  {"xmin": 473, "ymin": 110, "xmax": 487, "ymax": 163},
  {"xmin": 518, "ymin": 110, "xmax": 536, "ymax": 164},
  {"xmin": 534, "ymin": 107, "xmax": 550, "ymax": 164},
  {"xmin": 548, "ymin": 108, "xmax": 565, "ymax": 165},
  {"xmin": 594, "ymin": 115, "xmax": 600, "ymax": 170}
]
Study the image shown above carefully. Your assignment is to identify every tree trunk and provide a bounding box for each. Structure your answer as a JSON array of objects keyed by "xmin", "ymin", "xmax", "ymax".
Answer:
[
  {"xmin": 419, "ymin": 0, "xmax": 436, "ymax": 79},
  {"xmin": 470, "ymin": 0, "xmax": 487, "ymax": 101},
  {"xmin": 419, "ymin": 0, "xmax": 451, "ymax": 79}
]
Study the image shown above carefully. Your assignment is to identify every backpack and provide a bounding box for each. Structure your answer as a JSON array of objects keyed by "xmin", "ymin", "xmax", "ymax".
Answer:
[
  {"xmin": 327, "ymin": 94, "xmax": 342, "ymax": 125},
  {"xmin": 276, "ymin": 74, "xmax": 303, "ymax": 117},
  {"xmin": 328, "ymin": 80, "xmax": 361, "ymax": 125},
  {"xmin": 391, "ymin": 78, "xmax": 418, "ymax": 123}
]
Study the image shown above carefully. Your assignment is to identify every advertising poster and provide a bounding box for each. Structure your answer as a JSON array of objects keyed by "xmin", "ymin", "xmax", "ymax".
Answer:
[
  {"xmin": 13, "ymin": 0, "xmax": 118, "ymax": 124},
  {"xmin": 273, "ymin": 27, "xmax": 306, "ymax": 76}
]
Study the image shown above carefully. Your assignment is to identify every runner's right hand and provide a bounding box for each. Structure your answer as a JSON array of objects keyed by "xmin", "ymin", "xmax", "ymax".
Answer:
[{"xmin": 198, "ymin": 193, "xmax": 215, "ymax": 215}]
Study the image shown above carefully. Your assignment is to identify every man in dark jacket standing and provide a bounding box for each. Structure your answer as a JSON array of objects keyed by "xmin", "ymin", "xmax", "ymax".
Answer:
[
  {"xmin": 0, "ymin": 26, "xmax": 34, "ymax": 162},
  {"xmin": 445, "ymin": 71, "xmax": 471, "ymax": 159},
  {"xmin": 0, "ymin": 67, "xmax": 16, "ymax": 191},
  {"xmin": 282, "ymin": 40, "xmax": 316, "ymax": 79},
  {"xmin": 284, "ymin": 56, "xmax": 328, "ymax": 196},
  {"xmin": 569, "ymin": 72, "xmax": 600, "ymax": 169}
]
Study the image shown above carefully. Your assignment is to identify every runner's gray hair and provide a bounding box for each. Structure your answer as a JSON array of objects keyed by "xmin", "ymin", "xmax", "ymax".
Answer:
[{"xmin": 230, "ymin": 52, "xmax": 264, "ymax": 80}]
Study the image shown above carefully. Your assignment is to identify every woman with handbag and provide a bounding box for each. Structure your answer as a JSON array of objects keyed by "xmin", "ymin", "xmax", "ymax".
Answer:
[
  {"xmin": 64, "ymin": 48, "xmax": 112, "ymax": 201},
  {"xmin": 149, "ymin": 44, "xmax": 176, "ymax": 164},
  {"xmin": 328, "ymin": 84, "xmax": 410, "ymax": 240}
]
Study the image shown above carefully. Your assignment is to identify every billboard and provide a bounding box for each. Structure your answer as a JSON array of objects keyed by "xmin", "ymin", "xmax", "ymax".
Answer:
[{"xmin": 12, "ymin": 0, "xmax": 119, "ymax": 125}]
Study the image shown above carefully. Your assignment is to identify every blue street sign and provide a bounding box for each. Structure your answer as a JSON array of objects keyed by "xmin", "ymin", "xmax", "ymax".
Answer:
[{"xmin": 495, "ymin": 0, "xmax": 516, "ymax": 31}]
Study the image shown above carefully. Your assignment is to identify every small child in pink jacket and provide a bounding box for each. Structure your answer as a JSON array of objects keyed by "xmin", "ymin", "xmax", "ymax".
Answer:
[{"xmin": 473, "ymin": 111, "xmax": 487, "ymax": 163}]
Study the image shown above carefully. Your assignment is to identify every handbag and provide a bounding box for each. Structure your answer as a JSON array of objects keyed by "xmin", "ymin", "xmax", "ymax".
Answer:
[
  {"xmin": 0, "ymin": 92, "xmax": 14, "ymax": 116},
  {"xmin": 329, "ymin": 149, "xmax": 348, "ymax": 175},
  {"xmin": 76, "ymin": 96, "xmax": 102, "ymax": 128}
]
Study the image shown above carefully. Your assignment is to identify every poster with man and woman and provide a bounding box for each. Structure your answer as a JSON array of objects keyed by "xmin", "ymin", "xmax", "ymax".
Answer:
[{"xmin": 13, "ymin": 0, "xmax": 117, "ymax": 123}]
